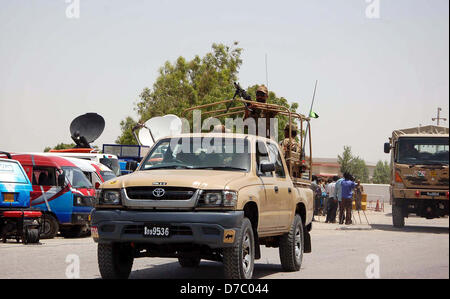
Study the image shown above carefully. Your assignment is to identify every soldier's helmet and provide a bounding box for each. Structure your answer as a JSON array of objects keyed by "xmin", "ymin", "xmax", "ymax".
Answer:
[
  {"xmin": 284, "ymin": 123, "xmax": 298, "ymax": 134},
  {"xmin": 256, "ymin": 85, "xmax": 268, "ymax": 96}
]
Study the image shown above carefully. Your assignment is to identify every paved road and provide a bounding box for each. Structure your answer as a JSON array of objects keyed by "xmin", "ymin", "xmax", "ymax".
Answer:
[{"xmin": 0, "ymin": 205, "xmax": 448, "ymax": 279}]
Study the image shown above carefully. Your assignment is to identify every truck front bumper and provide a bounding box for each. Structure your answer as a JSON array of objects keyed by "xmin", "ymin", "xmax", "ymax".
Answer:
[{"xmin": 90, "ymin": 209, "xmax": 244, "ymax": 248}]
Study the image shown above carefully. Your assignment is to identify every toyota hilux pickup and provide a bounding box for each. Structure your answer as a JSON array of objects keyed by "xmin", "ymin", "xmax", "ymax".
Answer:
[{"xmin": 91, "ymin": 132, "xmax": 314, "ymax": 279}]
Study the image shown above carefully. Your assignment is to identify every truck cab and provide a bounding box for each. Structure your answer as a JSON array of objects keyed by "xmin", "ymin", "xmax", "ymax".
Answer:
[
  {"xmin": 3, "ymin": 154, "xmax": 96, "ymax": 239},
  {"xmin": 0, "ymin": 155, "xmax": 41, "ymax": 244},
  {"xmin": 384, "ymin": 125, "xmax": 449, "ymax": 227}
]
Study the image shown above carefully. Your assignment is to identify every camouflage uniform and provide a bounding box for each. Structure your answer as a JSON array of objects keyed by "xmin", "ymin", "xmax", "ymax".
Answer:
[{"xmin": 280, "ymin": 124, "xmax": 300, "ymax": 155}]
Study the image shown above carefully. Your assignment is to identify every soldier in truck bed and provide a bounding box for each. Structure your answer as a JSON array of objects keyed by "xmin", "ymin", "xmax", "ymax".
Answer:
[
  {"xmin": 244, "ymin": 85, "xmax": 278, "ymax": 139},
  {"xmin": 280, "ymin": 123, "xmax": 300, "ymax": 155}
]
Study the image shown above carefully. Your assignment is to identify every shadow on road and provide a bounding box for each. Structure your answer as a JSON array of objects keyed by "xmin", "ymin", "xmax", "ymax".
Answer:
[
  {"xmin": 370, "ymin": 224, "xmax": 449, "ymax": 234},
  {"xmin": 129, "ymin": 260, "xmax": 284, "ymax": 279}
]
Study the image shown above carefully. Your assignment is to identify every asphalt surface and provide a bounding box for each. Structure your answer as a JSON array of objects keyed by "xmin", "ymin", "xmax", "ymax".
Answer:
[{"xmin": 0, "ymin": 205, "xmax": 448, "ymax": 279}]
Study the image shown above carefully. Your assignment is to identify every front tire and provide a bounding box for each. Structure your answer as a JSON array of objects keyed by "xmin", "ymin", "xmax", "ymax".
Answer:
[
  {"xmin": 279, "ymin": 214, "xmax": 304, "ymax": 272},
  {"xmin": 40, "ymin": 214, "xmax": 59, "ymax": 239},
  {"xmin": 24, "ymin": 227, "xmax": 40, "ymax": 244},
  {"xmin": 98, "ymin": 243, "xmax": 134, "ymax": 279},
  {"xmin": 392, "ymin": 200, "xmax": 405, "ymax": 228},
  {"xmin": 223, "ymin": 218, "xmax": 255, "ymax": 279}
]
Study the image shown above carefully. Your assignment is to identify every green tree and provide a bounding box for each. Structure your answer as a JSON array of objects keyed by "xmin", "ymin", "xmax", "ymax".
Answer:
[
  {"xmin": 337, "ymin": 146, "xmax": 370, "ymax": 183},
  {"xmin": 115, "ymin": 117, "xmax": 138, "ymax": 145},
  {"xmin": 372, "ymin": 160, "xmax": 391, "ymax": 184},
  {"xmin": 338, "ymin": 146, "xmax": 354, "ymax": 174},
  {"xmin": 117, "ymin": 42, "xmax": 299, "ymax": 143},
  {"xmin": 44, "ymin": 143, "xmax": 76, "ymax": 152}
]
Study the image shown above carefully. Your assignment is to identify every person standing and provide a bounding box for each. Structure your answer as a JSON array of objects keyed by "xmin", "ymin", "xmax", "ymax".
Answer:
[
  {"xmin": 341, "ymin": 173, "xmax": 357, "ymax": 225},
  {"xmin": 334, "ymin": 175, "xmax": 345, "ymax": 224},
  {"xmin": 325, "ymin": 177, "xmax": 337, "ymax": 223}
]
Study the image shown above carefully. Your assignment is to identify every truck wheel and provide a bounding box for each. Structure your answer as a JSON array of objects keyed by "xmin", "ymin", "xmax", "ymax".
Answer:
[
  {"xmin": 178, "ymin": 256, "xmax": 201, "ymax": 268},
  {"xmin": 279, "ymin": 214, "xmax": 304, "ymax": 272},
  {"xmin": 223, "ymin": 218, "xmax": 255, "ymax": 279},
  {"xmin": 24, "ymin": 228, "xmax": 40, "ymax": 244},
  {"xmin": 392, "ymin": 201, "xmax": 405, "ymax": 228},
  {"xmin": 98, "ymin": 243, "xmax": 134, "ymax": 279},
  {"xmin": 40, "ymin": 214, "xmax": 59, "ymax": 239}
]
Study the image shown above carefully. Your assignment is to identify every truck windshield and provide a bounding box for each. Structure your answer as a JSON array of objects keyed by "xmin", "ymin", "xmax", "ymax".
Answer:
[
  {"xmin": 62, "ymin": 166, "xmax": 93, "ymax": 189},
  {"xmin": 99, "ymin": 158, "xmax": 120, "ymax": 176},
  {"xmin": 100, "ymin": 170, "xmax": 116, "ymax": 182},
  {"xmin": 0, "ymin": 161, "xmax": 29, "ymax": 184},
  {"xmin": 396, "ymin": 137, "xmax": 449, "ymax": 165},
  {"xmin": 141, "ymin": 137, "xmax": 251, "ymax": 172}
]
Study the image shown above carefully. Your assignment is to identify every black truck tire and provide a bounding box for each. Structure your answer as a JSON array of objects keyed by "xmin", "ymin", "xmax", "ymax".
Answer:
[
  {"xmin": 392, "ymin": 200, "xmax": 405, "ymax": 228},
  {"xmin": 40, "ymin": 214, "xmax": 59, "ymax": 239},
  {"xmin": 98, "ymin": 243, "xmax": 134, "ymax": 279},
  {"xmin": 223, "ymin": 218, "xmax": 255, "ymax": 279},
  {"xmin": 279, "ymin": 214, "xmax": 304, "ymax": 272},
  {"xmin": 24, "ymin": 228, "xmax": 40, "ymax": 244},
  {"xmin": 178, "ymin": 256, "xmax": 201, "ymax": 268}
]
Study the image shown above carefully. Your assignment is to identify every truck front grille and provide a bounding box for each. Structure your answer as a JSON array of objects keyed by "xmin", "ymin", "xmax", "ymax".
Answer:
[{"xmin": 126, "ymin": 187, "xmax": 197, "ymax": 200}]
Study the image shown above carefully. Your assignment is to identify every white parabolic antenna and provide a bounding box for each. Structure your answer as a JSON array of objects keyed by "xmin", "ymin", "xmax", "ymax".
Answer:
[{"xmin": 138, "ymin": 114, "xmax": 182, "ymax": 147}]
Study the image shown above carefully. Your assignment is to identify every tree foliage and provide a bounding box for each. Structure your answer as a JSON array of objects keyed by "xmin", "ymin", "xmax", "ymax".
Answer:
[
  {"xmin": 337, "ymin": 146, "xmax": 370, "ymax": 183},
  {"xmin": 372, "ymin": 160, "xmax": 391, "ymax": 184},
  {"xmin": 116, "ymin": 42, "xmax": 299, "ymax": 144},
  {"xmin": 44, "ymin": 143, "xmax": 76, "ymax": 152}
]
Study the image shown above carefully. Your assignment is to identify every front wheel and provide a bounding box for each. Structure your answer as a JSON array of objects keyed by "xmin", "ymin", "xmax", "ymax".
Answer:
[
  {"xmin": 40, "ymin": 214, "xmax": 59, "ymax": 239},
  {"xmin": 24, "ymin": 227, "xmax": 40, "ymax": 244},
  {"xmin": 223, "ymin": 218, "xmax": 255, "ymax": 279},
  {"xmin": 392, "ymin": 200, "xmax": 405, "ymax": 228},
  {"xmin": 98, "ymin": 243, "xmax": 134, "ymax": 279},
  {"xmin": 279, "ymin": 214, "xmax": 304, "ymax": 272}
]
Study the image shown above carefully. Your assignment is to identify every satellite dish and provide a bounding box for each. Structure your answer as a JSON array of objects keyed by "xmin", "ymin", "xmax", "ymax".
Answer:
[
  {"xmin": 70, "ymin": 113, "xmax": 105, "ymax": 148},
  {"xmin": 138, "ymin": 114, "xmax": 182, "ymax": 147}
]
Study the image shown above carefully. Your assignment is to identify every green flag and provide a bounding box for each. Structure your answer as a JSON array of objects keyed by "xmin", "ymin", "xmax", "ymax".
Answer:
[{"xmin": 309, "ymin": 111, "xmax": 319, "ymax": 119}]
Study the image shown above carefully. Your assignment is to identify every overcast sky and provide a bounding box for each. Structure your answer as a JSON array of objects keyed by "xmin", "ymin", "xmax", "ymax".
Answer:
[{"xmin": 0, "ymin": 0, "xmax": 448, "ymax": 164}]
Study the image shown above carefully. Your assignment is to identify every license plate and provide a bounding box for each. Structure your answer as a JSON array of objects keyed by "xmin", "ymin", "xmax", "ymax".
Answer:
[
  {"xmin": 3, "ymin": 193, "xmax": 14, "ymax": 202},
  {"xmin": 143, "ymin": 224, "xmax": 170, "ymax": 237}
]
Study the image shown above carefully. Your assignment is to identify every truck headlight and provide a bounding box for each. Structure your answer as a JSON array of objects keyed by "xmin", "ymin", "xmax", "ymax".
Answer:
[
  {"xmin": 197, "ymin": 190, "xmax": 237, "ymax": 208},
  {"xmin": 99, "ymin": 190, "xmax": 121, "ymax": 205}
]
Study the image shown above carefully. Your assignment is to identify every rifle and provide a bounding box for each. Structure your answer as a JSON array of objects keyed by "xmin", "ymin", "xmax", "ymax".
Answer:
[{"xmin": 227, "ymin": 82, "xmax": 253, "ymax": 113}]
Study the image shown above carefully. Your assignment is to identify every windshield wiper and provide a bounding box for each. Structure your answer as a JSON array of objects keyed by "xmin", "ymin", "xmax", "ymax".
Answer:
[
  {"xmin": 191, "ymin": 166, "xmax": 248, "ymax": 171},
  {"xmin": 143, "ymin": 165, "xmax": 193, "ymax": 170}
]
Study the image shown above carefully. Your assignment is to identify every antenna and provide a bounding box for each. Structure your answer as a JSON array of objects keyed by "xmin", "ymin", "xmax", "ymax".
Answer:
[
  {"xmin": 301, "ymin": 80, "xmax": 319, "ymax": 160},
  {"xmin": 432, "ymin": 107, "xmax": 447, "ymax": 126},
  {"xmin": 265, "ymin": 54, "xmax": 269, "ymax": 89}
]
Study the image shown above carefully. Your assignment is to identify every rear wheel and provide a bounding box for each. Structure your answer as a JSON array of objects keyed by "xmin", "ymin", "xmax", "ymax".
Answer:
[
  {"xmin": 279, "ymin": 214, "xmax": 304, "ymax": 272},
  {"xmin": 40, "ymin": 214, "xmax": 59, "ymax": 239},
  {"xmin": 98, "ymin": 243, "xmax": 134, "ymax": 279},
  {"xmin": 223, "ymin": 218, "xmax": 255, "ymax": 279},
  {"xmin": 24, "ymin": 227, "xmax": 40, "ymax": 244},
  {"xmin": 392, "ymin": 200, "xmax": 405, "ymax": 228}
]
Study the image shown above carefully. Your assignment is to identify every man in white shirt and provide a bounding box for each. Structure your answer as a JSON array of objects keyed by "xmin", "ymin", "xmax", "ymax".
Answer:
[{"xmin": 326, "ymin": 176, "xmax": 339, "ymax": 223}]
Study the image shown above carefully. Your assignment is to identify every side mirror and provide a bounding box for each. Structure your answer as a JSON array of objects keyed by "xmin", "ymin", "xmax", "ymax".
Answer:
[
  {"xmin": 58, "ymin": 173, "xmax": 66, "ymax": 187},
  {"xmin": 384, "ymin": 142, "xmax": 391, "ymax": 154},
  {"xmin": 126, "ymin": 161, "xmax": 138, "ymax": 172},
  {"xmin": 260, "ymin": 162, "xmax": 275, "ymax": 173}
]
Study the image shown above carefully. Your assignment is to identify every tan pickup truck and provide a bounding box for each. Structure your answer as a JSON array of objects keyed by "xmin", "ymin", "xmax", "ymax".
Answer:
[{"xmin": 91, "ymin": 131, "xmax": 314, "ymax": 279}]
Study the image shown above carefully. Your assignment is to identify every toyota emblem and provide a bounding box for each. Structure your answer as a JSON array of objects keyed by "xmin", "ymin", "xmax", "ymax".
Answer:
[{"xmin": 153, "ymin": 188, "xmax": 165, "ymax": 198}]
